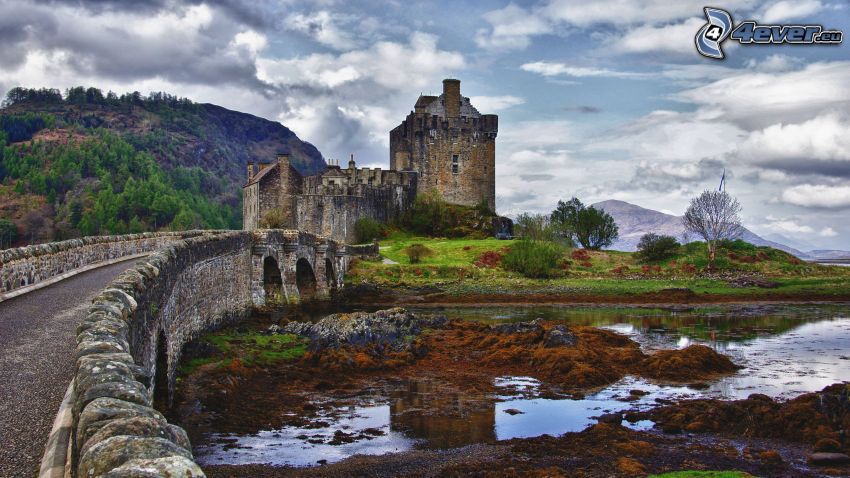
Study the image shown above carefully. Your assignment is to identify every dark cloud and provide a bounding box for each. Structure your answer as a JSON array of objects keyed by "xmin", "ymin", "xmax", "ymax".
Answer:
[
  {"xmin": 0, "ymin": 6, "xmax": 58, "ymax": 67},
  {"xmin": 31, "ymin": 0, "xmax": 273, "ymax": 28},
  {"xmin": 752, "ymin": 159, "xmax": 850, "ymax": 179},
  {"xmin": 563, "ymin": 105, "xmax": 600, "ymax": 114},
  {"xmin": 519, "ymin": 173, "xmax": 555, "ymax": 182},
  {"xmin": 2, "ymin": 0, "xmax": 274, "ymax": 91},
  {"xmin": 631, "ymin": 158, "xmax": 728, "ymax": 192}
]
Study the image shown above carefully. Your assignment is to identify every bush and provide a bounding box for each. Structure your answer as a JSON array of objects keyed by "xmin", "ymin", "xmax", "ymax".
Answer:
[
  {"xmin": 514, "ymin": 212, "xmax": 558, "ymax": 242},
  {"xmin": 502, "ymin": 240, "xmax": 564, "ymax": 278},
  {"xmin": 403, "ymin": 243, "xmax": 434, "ymax": 264},
  {"xmin": 259, "ymin": 208, "xmax": 286, "ymax": 228},
  {"xmin": 636, "ymin": 233, "xmax": 681, "ymax": 262},
  {"xmin": 354, "ymin": 217, "xmax": 386, "ymax": 244},
  {"xmin": 401, "ymin": 190, "xmax": 497, "ymax": 238}
]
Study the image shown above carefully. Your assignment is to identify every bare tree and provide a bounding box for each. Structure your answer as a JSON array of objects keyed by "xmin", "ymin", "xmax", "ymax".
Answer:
[{"xmin": 682, "ymin": 190, "xmax": 743, "ymax": 269}]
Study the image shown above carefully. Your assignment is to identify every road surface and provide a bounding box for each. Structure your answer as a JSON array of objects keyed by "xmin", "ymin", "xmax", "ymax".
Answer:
[{"xmin": 0, "ymin": 259, "xmax": 140, "ymax": 477}]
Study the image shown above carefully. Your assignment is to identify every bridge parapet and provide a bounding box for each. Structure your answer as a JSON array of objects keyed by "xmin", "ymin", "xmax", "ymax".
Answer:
[
  {"xmin": 64, "ymin": 229, "xmax": 372, "ymax": 476},
  {"xmin": 0, "ymin": 231, "xmax": 224, "ymax": 301}
]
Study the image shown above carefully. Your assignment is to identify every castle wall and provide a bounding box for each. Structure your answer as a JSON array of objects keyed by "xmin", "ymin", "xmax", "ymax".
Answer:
[{"xmin": 294, "ymin": 180, "xmax": 416, "ymax": 243}]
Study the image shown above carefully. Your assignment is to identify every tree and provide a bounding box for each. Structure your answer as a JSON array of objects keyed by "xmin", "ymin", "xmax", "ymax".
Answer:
[
  {"xmin": 354, "ymin": 217, "xmax": 386, "ymax": 244},
  {"xmin": 514, "ymin": 213, "xmax": 555, "ymax": 241},
  {"xmin": 636, "ymin": 233, "xmax": 680, "ymax": 262},
  {"xmin": 0, "ymin": 219, "xmax": 17, "ymax": 249},
  {"xmin": 682, "ymin": 190, "xmax": 742, "ymax": 269},
  {"xmin": 550, "ymin": 198, "xmax": 618, "ymax": 250}
]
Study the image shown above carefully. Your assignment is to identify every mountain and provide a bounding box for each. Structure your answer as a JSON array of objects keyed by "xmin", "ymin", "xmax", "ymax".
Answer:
[
  {"xmin": 592, "ymin": 199, "xmax": 810, "ymax": 258},
  {"xmin": 807, "ymin": 250, "xmax": 850, "ymax": 260},
  {"xmin": 0, "ymin": 87, "xmax": 326, "ymax": 245}
]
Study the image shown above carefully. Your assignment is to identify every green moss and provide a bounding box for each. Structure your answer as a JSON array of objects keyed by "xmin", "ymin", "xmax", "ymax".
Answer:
[{"xmin": 178, "ymin": 331, "xmax": 309, "ymax": 376}]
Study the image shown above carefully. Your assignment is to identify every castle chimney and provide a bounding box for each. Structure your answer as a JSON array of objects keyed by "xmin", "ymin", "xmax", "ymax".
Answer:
[
  {"xmin": 348, "ymin": 153, "xmax": 356, "ymax": 170},
  {"xmin": 443, "ymin": 78, "xmax": 460, "ymax": 118},
  {"xmin": 247, "ymin": 161, "xmax": 254, "ymax": 181}
]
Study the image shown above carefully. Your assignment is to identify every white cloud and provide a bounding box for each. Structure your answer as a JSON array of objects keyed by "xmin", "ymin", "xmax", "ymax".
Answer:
[
  {"xmin": 761, "ymin": 0, "xmax": 824, "ymax": 23},
  {"xmin": 468, "ymin": 95, "xmax": 525, "ymax": 112},
  {"xmin": 782, "ymin": 184, "xmax": 850, "ymax": 209},
  {"xmin": 475, "ymin": 4, "xmax": 551, "ymax": 51},
  {"xmin": 734, "ymin": 114, "xmax": 850, "ymax": 176},
  {"xmin": 610, "ymin": 17, "xmax": 704, "ymax": 54},
  {"xmin": 744, "ymin": 54, "xmax": 804, "ymax": 73},
  {"xmin": 820, "ymin": 227, "xmax": 838, "ymax": 237},
  {"xmin": 257, "ymin": 32, "xmax": 465, "ymax": 157},
  {"xmin": 520, "ymin": 61, "xmax": 649, "ymax": 79},
  {"xmin": 674, "ymin": 61, "xmax": 850, "ymax": 130},
  {"xmin": 285, "ymin": 10, "xmax": 357, "ymax": 51}
]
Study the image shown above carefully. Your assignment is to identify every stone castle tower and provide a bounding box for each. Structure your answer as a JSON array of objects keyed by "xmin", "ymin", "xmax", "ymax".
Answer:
[{"xmin": 389, "ymin": 79, "xmax": 498, "ymax": 211}]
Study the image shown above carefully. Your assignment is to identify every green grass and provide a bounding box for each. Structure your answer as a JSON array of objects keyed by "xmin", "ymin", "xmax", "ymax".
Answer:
[
  {"xmin": 345, "ymin": 235, "xmax": 850, "ymax": 299},
  {"xmin": 648, "ymin": 472, "xmax": 754, "ymax": 478},
  {"xmin": 178, "ymin": 330, "xmax": 309, "ymax": 376}
]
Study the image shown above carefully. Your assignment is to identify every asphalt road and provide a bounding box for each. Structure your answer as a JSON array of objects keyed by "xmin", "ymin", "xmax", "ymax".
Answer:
[{"xmin": 0, "ymin": 259, "xmax": 140, "ymax": 477}]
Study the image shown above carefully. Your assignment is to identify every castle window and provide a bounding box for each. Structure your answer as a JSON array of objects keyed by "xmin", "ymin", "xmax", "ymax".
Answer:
[{"xmin": 452, "ymin": 155, "xmax": 459, "ymax": 174}]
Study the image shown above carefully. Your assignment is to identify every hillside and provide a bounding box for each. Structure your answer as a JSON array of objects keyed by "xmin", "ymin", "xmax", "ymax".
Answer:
[
  {"xmin": 592, "ymin": 199, "xmax": 810, "ymax": 258},
  {"xmin": 0, "ymin": 87, "xmax": 326, "ymax": 246}
]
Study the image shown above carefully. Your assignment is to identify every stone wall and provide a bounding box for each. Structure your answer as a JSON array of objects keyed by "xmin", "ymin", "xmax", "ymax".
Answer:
[
  {"xmin": 293, "ymin": 182, "xmax": 416, "ymax": 244},
  {"xmin": 0, "ymin": 231, "xmax": 214, "ymax": 298},
  {"xmin": 67, "ymin": 229, "xmax": 372, "ymax": 476},
  {"xmin": 71, "ymin": 232, "xmax": 253, "ymax": 477}
]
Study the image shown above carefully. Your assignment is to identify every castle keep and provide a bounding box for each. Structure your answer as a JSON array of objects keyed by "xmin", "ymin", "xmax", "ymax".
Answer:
[
  {"xmin": 390, "ymin": 79, "xmax": 498, "ymax": 211},
  {"xmin": 243, "ymin": 79, "xmax": 498, "ymax": 242}
]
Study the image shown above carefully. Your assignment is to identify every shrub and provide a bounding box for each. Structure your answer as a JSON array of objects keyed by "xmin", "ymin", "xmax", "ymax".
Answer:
[
  {"xmin": 259, "ymin": 208, "xmax": 286, "ymax": 228},
  {"xmin": 636, "ymin": 233, "xmax": 681, "ymax": 262},
  {"xmin": 474, "ymin": 250, "xmax": 502, "ymax": 268},
  {"xmin": 514, "ymin": 212, "xmax": 557, "ymax": 242},
  {"xmin": 502, "ymin": 240, "xmax": 564, "ymax": 278},
  {"xmin": 403, "ymin": 243, "xmax": 434, "ymax": 264},
  {"xmin": 571, "ymin": 249, "xmax": 591, "ymax": 261},
  {"xmin": 354, "ymin": 217, "xmax": 386, "ymax": 244}
]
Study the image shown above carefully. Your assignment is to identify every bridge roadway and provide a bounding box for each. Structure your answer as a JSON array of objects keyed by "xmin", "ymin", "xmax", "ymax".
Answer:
[{"xmin": 0, "ymin": 258, "xmax": 140, "ymax": 477}]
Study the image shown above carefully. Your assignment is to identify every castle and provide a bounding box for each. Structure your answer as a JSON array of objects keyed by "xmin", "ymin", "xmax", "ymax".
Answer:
[{"xmin": 243, "ymin": 79, "xmax": 498, "ymax": 242}]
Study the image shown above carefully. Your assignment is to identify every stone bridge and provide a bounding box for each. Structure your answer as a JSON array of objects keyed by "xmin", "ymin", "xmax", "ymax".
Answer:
[{"xmin": 0, "ymin": 229, "xmax": 376, "ymax": 477}]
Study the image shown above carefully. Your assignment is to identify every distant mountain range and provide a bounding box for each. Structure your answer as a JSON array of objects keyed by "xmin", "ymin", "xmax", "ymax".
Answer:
[{"xmin": 592, "ymin": 200, "xmax": 849, "ymax": 260}]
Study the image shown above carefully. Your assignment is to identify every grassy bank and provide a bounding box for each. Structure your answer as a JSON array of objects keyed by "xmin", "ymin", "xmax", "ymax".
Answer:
[{"xmin": 347, "ymin": 233, "xmax": 850, "ymax": 302}]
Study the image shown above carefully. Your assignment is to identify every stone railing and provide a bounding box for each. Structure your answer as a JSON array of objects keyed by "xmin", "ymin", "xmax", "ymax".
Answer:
[
  {"xmin": 0, "ymin": 231, "xmax": 220, "ymax": 300},
  {"xmin": 71, "ymin": 232, "xmax": 254, "ymax": 477}
]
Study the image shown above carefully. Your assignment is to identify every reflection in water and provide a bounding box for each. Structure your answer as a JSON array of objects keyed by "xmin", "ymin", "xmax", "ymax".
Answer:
[
  {"xmin": 195, "ymin": 304, "xmax": 850, "ymax": 467},
  {"xmin": 389, "ymin": 379, "xmax": 496, "ymax": 448}
]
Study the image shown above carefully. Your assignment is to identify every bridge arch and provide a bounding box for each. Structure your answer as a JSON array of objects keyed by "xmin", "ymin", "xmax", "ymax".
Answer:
[
  {"xmin": 295, "ymin": 257, "xmax": 317, "ymax": 300},
  {"xmin": 263, "ymin": 256, "xmax": 283, "ymax": 300},
  {"xmin": 152, "ymin": 330, "xmax": 169, "ymax": 411}
]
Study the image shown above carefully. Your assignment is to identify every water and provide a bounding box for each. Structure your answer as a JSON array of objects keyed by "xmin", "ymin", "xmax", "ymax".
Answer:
[{"xmin": 194, "ymin": 304, "xmax": 850, "ymax": 467}]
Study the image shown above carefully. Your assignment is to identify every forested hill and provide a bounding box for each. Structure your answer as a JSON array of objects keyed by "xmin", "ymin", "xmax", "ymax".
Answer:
[{"xmin": 0, "ymin": 87, "xmax": 326, "ymax": 247}]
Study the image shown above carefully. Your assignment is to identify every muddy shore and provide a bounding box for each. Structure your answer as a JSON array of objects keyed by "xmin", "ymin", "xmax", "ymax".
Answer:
[{"xmin": 174, "ymin": 307, "xmax": 850, "ymax": 477}]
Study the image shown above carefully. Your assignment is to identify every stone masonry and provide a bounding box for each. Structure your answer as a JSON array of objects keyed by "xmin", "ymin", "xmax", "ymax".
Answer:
[
  {"xmin": 67, "ymin": 229, "xmax": 375, "ymax": 476},
  {"xmin": 243, "ymin": 78, "xmax": 498, "ymax": 240}
]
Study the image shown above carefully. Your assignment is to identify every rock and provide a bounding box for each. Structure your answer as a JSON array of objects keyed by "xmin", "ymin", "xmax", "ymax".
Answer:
[
  {"xmin": 543, "ymin": 325, "xmax": 577, "ymax": 348},
  {"xmin": 80, "ymin": 416, "xmax": 190, "ymax": 457},
  {"xmin": 503, "ymin": 408, "xmax": 524, "ymax": 415},
  {"xmin": 814, "ymin": 438, "xmax": 843, "ymax": 453},
  {"xmin": 283, "ymin": 308, "xmax": 447, "ymax": 351},
  {"xmin": 78, "ymin": 436, "xmax": 192, "ymax": 478},
  {"xmin": 77, "ymin": 398, "xmax": 166, "ymax": 447},
  {"xmin": 266, "ymin": 324, "xmax": 281, "ymax": 335},
  {"xmin": 102, "ymin": 456, "xmax": 205, "ymax": 477},
  {"xmin": 597, "ymin": 413, "xmax": 622, "ymax": 425},
  {"xmin": 77, "ymin": 337, "xmax": 131, "ymax": 359},
  {"xmin": 808, "ymin": 452, "xmax": 850, "ymax": 466},
  {"xmin": 490, "ymin": 319, "xmax": 542, "ymax": 335},
  {"xmin": 76, "ymin": 381, "xmax": 151, "ymax": 416}
]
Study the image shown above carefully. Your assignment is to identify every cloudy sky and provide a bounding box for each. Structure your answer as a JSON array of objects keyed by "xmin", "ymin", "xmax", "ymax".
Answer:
[{"xmin": 1, "ymin": 0, "xmax": 849, "ymax": 250}]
